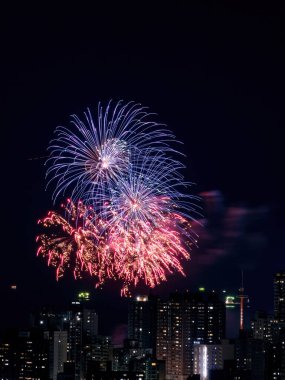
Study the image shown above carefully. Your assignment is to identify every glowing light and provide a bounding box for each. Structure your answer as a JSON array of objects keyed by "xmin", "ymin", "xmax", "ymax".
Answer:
[
  {"xmin": 36, "ymin": 200, "xmax": 113, "ymax": 286},
  {"xmin": 38, "ymin": 101, "xmax": 200, "ymax": 295},
  {"xmin": 78, "ymin": 291, "xmax": 90, "ymax": 300},
  {"xmin": 46, "ymin": 100, "xmax": 178, "ymax": 205},
  {"xmin": 225, "ymin": 295, "xmax": 238, "ymax": 309},
  {"xmin": 136, "ymin": 296, "xmax": 148, "ymax": 302},
  {"xmin": 98, "ymin": 151, "xmax": 199, "ymax": 295},
  {"xmin": 202, "ymin": 345, "xmax": 208, "ymax": 380},
  {"xmin": 225, "ymin": 296, "xmax": 236, "ymax": 304}
]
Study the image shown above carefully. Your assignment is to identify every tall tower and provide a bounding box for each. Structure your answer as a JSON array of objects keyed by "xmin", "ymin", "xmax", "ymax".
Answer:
[
  {"xmin": 237, "ymin": 271, "xmax": 248, "ymax": 331},
  {"xmin": 65, "ymin": 291, "xmax": 98, "ymax": 380},
  {"xmin": 128, "ymin": 294, "xmax": 158, "ymax": 352},
  {"xmin": 274, "ymin": 271, "xmax": 285, "ymax": 323}
]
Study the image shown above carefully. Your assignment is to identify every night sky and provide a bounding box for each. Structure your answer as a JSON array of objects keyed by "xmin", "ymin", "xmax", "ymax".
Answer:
[{"xmin": 1, "ymin": 2, "xmax": 285, "ymax": 338}]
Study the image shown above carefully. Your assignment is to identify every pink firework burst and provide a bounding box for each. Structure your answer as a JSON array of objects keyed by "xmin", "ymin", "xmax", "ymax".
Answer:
[
  {"xmin": 36, "ymin": 200, "xmax": 114, "ymax": 285},
  {"xmin": 39, "ymin": 102, "xmax": 200, "ymax": 296},
  {"xmin": 108, "ymin": 207, "xmax": 194, "ymax": 296}
]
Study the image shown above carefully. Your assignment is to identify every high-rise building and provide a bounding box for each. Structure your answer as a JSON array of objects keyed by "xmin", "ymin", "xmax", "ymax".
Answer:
[
  {"xmin": 0, "ymin": 329, "xmax": 50, "ymax": 379},
  {"xmin": 51, "ymin": 331, "xmax": 68, "ymax": 380},
  {"xmin": 156, "ymin": 290, "xmax": 225, "ymax": 380},
  {"xmin": 250, "ymin": 306, "xmax": 285, "ymax": 378},
  {"xmin": 131, "ymin": 355, "xmax": 166, "ymax": 380},
  {"xmin": 235, "ymin": 329, "xmax": 253, "ymax": 373},
  {"xmin": 193, "ymin": 339, "xmax": 234, "ymax": 379},
  {"xmin": 91, "ymin": 335, "xmax": 113, "ymax": 371},
  {"xmin": 162, "ymin": 292, "xmax": 189, "ymax": 379},
  {"xmin": 16, "ymin": 330, "xmax": 50, "ymax": 379},
  {"xmin": 274, "ymin": 271, "xmax": 285, "ymax": 323},
  {"xmin": 128, "ymin": 295, "xmax": 158, "ymax": 352},
  {"xmin": 251, "ymin": 311, "xmax": 270, "ymax": 340},
  {"xmin": 113, "ymin": 339, "xmax": 152, "ymax": 373},
  {"xmin": 63, "ymin": 292, "xmax": 98, "ymax": 379},
  {"xmin": 0, "ymin": 291, "xmax": 102, "ymax": 380},
  {"xmin": 0, "ymin": 340, "xmax": 14, "ymax": 379},
  {"xmin": 83, "ymin": 308, "xmax": 99, "ymax": 342}
]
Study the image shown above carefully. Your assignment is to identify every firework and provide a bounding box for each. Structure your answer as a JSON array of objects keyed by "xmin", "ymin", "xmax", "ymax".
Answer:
[
  {"xmin": 46, "ymin": 101, "xmax": 177, "ymax": 204},
  {"xmin": 38, "ymin": 101, "xmax": 200, "ymax": 295},
  {"xmin": 109, "ymin": 213, "xmax": 194, "ymax": 296},
  {"xmin": 36, "ymin": 200, "xmax": 115, "ymax": 285},
  {"xmin": 102, "ymin": 153, "xmax": 199, "ymax": 295},
  {"xmin": 101, "ymin": 152, "xmax": 197, "ymax": 229}
]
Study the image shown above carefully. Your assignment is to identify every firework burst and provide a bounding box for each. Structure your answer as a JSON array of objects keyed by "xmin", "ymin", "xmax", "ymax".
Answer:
[
  {"xmin": 102, "ymin": 152, "xmax": 198, "ymax": 233},
  {"xmin": 109, "ymin": 213, "xmax": 194, "ymax": 296},
  {"xmin": 38, "ymin": 101, "xmax": 200, "ymax": 295},
  {"xmin": 101, "ymin": 153, "xmax": 199, "ymax": 294},
  {"xmin": 46, "ymin": 101, "xmax": 177, "ymax": 204},
  {"xmin": 36, "ymin": 200, "xmax": 115, "ymax": 285}
]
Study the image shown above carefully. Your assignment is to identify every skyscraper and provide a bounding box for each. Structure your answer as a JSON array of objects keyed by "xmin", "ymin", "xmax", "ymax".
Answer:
[
  {"xmin": 193, "ymin": 339, "xmax": 234, "ymax": 380},
  {"xmin": 51, "ymin": 331, "xmax": 68, "ymax": 380},
  {"xmin": 274, "ymin": 271, "xmax": 285, "ymax": 323},
  {"xmin": 156, "ymin": 290, "xmax": 225, "ymax": 380},
  {"xmin": 128, "ymin": 295, "xmax": 158, "ymax": 352},
  {"xmin": 156, "ymin": 294, "xmax": 184, "ymax": 379},
  {"xmin": 64, "ymin": 292, "xmax": 98, "ymax": 379}
]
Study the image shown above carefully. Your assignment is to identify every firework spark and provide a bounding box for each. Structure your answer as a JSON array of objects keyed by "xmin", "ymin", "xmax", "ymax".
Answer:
[
  {"xmin": 102, "ymin": 154, "xmax": 199, "ymax": 295},
  {"xmin": 46, "ymin": 101, "xmax": 177, "ymax": 204},
  {"xmin": 38, "ymin": 101, "xmax": 200, "ymax": 295},
  {"xmin": 37, "ymin": 197, "xmax": 197, "ymax": 295},
  {"xmin": 36, "ymin": 200, "xmax": 114, "ymax": 285},
  {"xmin": 109, "ymin": 213, "xmax": 194, "ymax": 296},
  {"xmin": 102, "ymin": 152, "xmax": 198, "ymax": 234}
]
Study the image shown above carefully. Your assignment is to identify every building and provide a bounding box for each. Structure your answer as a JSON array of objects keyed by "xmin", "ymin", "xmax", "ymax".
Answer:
[
  {"xmin": 64, "ymin": 293, "xmax": 98, "ymax": 379},
  {"xmin": 156, "ymin": 290, "xmax": 226, "ymax": 380},
  {"xmin": 193, "ymin": 340, "xmax": 234, "ymax": 380},
  {"xmin": 0, "ymin": 291, "xmax": 103, "ymax": 380},
  {"xmin": 0, "ymin": 329, "xmax": 50, "ymax": 380},
  {"xmin": 274, "ymin": 271, "xmax": 285, "ymax": 324},
  {"xmin": 128, "ymin": 295, "xmax": 158, "ymax": 352},
  {"xmin": 91, "ymin": 335, "xmax": 113, "ymax": 371},
  {"xmin": 50, "ymin": 330, "xmax": 68, "ymax": 380},
  {"xmin": 0, "ymin": 340, "xmax": 15, "ymax": 379},
  {"xmin": 132, "ymin": 355, "xmax": 166, "ymax": 380},
  {"xmin": 86, "ymin": 369, "xmax": 145, "ymax": 380},
  {"xmin": 246, "ymin": 273, "xmax": 285, "ymax": 379},
  {"xmin": 156, "ymin": 293, "xmax": 186, "ymax": 379},
  {"xmin": 194, "ymin": 345, "xmax": 222, "ymax": 380},
  {"xmin": 113, "ymin": 339, "xmax": 152, "ymax": 372}
]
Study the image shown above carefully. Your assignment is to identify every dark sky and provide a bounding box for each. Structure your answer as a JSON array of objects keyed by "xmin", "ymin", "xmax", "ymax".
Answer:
[{"xmin": 1, "ymin": 2, "xmax": 285, "ymax": 337}]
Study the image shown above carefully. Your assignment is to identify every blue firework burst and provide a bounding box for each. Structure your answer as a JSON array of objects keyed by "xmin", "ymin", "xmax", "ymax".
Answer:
[{"xmin": 46, "ymin": 100, "xmax": 178, "ymax": 204}]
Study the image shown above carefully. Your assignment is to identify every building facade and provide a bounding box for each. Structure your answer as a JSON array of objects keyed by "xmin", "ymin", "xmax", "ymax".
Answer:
[{"xmin": 156, "ymin": 290, "xmax": 225, "ymax": 380}]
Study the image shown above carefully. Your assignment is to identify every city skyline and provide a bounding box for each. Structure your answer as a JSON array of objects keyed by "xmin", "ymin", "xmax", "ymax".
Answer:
[
  {"xmin": 1, "ymin": 1, "xmax": 285, "ymax": 348},
  {"xmin": 1, "ymin": 275, "xmax": 284, "ymax": 379},
  {"xmin": 0, "ymin": 275, "xmax": 276, "ymax": 341}
]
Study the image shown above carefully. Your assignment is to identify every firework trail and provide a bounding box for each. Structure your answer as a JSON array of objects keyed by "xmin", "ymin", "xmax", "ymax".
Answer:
[
  {"xmin": 38, "ymin": 101, "xmax": 200, "ymax": 295},
  {"xmin": 37, "ymin": 196, "xmax": 197, "ymax": 295},
  {"xmin": 109, "ymin": 213, "xmax": 194, "ymax": 296},
  {"xmin": 46, "ymin": 101, "xmax": 178, "ymax": 204},
  {"xmin": 101, "ymin": 152, "xmax": 196, "ymax": 227},
  {"xmin": 36, "ymin": 200, "xmax": 115, "ymax": 285},
  {"xmin": 102, "ymin": 152, "xmax": 199, "ymax": 295}
]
